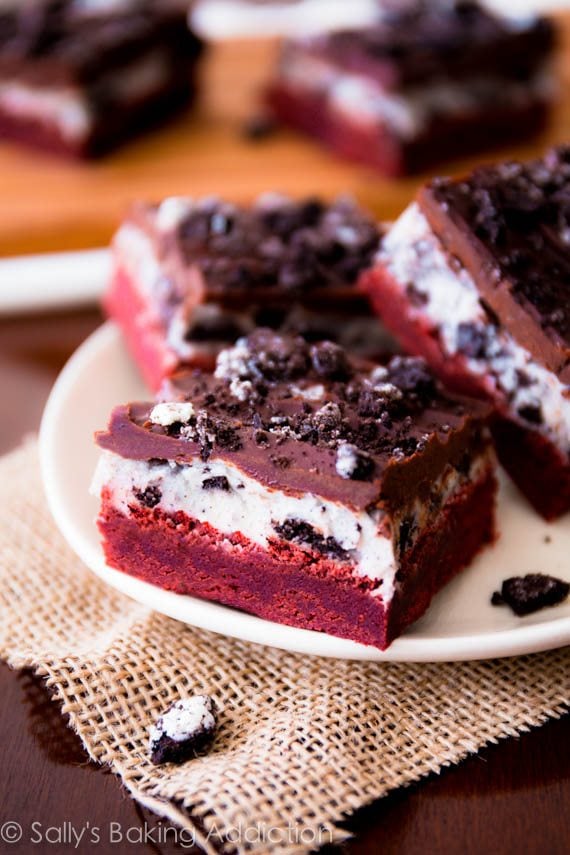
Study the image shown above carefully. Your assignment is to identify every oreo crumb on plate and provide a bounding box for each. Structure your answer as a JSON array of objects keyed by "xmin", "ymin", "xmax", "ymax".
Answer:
[
  {"xmin": 149, "ymin": 695, "xmax": 217, "ymax": 765},
  {"xmin": 491, "ymin": 574, "xmax": 570, "ymax": 616}
]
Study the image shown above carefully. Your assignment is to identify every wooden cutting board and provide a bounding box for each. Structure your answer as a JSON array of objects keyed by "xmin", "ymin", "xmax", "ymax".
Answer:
[{"xmin": 1, "ymin": 17, "xmax": 569, "ymax": 257}]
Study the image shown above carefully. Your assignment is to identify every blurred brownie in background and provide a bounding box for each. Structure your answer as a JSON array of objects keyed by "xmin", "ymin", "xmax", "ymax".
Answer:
[
  {"xmin": 0, "ymin": 0, "xmax": 204, "ymax": 158},
  {"xmin": 266, "ymin": 0, "xmax": 556, "ymax": 176},
  {"xmin": 361, "ymin": 145, "xmax": 570, "ymax": 519},
  {"xmin": 106, "ymin": 193, "xmax": 391, "ymax": 390}
]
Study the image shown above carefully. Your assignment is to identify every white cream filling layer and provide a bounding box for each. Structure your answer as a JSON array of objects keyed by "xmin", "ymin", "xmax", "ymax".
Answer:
[
  {"xmin": 0, "ymin": 82, "xmax": 92, "ymax": 141},
  {"xmin": 278, "ymin": 52, "xmax": 552, "ymax": 140},
  {"xmin": 93, "ymin": 445, "xmax": 491, "ymax": 604},
  {"xmin": 0, "ymin": 51, "xmax": 172, "ymax": 142},
  {"xmin": 381, "ymin": 203, "xmax": 570, "ymax": 456},
  {"xmin": 92, "ymin": 449, "xmax": 397, "ymax": 601}
]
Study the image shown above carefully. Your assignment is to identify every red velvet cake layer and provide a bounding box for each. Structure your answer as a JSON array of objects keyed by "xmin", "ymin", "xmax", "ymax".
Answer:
[
  {"xmin": 267, "ymin": 84, "xmax": 549, "ymax": 178},
  {"xmin": 98, "ymin": 471, "xmax": 496, "ymax": 650},
  {"xmin": 104, "ymin": 266, "xmax": 179, "ymax": 392},
  {"xmin": 0, "ymin": 84, "xmax": 194, "ymax": 160}
]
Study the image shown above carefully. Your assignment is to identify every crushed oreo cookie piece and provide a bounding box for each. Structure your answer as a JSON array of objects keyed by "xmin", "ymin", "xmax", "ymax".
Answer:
[
  {"xmin": 491, "ymin": 573, "xmax": 570, "ymax": 616},
  {"xmin": 273, "ymin": 518, "xmax": 351, "ymax": 560},
  {"xmin": 202, "ymin": 476, "xmax": 231, "ymax": 491},
  {"xmin": 310, "ymin": 341, "xmax": 351, "ymax": 380},
  {"xmin": 149, "ymin": 696, "xmax": 217, "ymax": 765},
  {"xmin": 134, "ymin": 485, "xmax": 162, "ymax": 508}
]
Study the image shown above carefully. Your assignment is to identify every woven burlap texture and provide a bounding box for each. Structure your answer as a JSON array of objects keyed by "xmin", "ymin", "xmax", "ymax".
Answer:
[{"xmin": 0, "ymin": 443, "xmax": 569, "ymax": 855}]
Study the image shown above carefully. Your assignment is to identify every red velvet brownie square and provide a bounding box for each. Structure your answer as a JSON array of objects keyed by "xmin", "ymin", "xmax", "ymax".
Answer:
[
  {"xmin": 361, "ymin": 145, "xmax": 570, "ymax": 520},
  {"xmin": 266, "ymin": 1, "xmax": 555, "ymax": 176},
  {"xmin": 0, "ymin": 0, "xmax": 204, "ymax": 158},
  {"xmin": 92, "ymin": 330, "xmax": 497, "ymax": 650},
  {"xmin": 106, "ymin": 194, "xmax": 388, "ymax": 390}
]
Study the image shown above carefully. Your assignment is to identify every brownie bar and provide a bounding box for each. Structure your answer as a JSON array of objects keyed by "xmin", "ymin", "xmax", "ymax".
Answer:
[
  {"xmin": 361, "ymin": 146, "xmax": 570, "ymax": 519},
  {"xmin": 0, "ymin": 0, "xmax": 204, "ymax": 158},
  {"xmin": 106, "ymin": 194, "xmax": 390, "ymax": 390},
  {"xmin": 266, "ymin": 1, "xmax": 555, "ymax": 176},
  {"xmin": 92, "ymin": 330, "xmax": 496, "ymax": 649}
]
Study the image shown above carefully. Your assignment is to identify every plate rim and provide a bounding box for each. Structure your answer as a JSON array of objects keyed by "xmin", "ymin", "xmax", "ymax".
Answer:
[{"xmin": 39, "ymin": 321, "xmax": 570, "ymax": 662}]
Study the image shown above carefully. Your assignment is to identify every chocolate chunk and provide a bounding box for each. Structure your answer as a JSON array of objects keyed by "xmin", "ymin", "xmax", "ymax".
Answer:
[
  {"xmin": 134, "ymin": 485, "xmax": 162, "ymax": 508},
  {"xmin": 149, "ymin": 696, "xmax": 217, "ymax": 765},
  {"xmin": 273, "ymin": 518, "xmax": 351, "ymax": 560},
  {"xmin": 491, "ymin": 573, "xmax": 570, "ymax": 616},
  {"xmin": 202, "ymin": 476, "xmax": 231, "ymax": 491}
]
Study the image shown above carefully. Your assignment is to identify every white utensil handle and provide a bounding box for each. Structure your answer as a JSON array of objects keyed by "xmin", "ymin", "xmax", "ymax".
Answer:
[{"xmin": 0, "ymin": 248, "xmax": 111, "ymax": 314}]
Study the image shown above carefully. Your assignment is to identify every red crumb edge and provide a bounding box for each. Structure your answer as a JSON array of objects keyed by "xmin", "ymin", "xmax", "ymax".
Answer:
[
  {"xmin": 360, "ymin": 264, "xmax": 570, "ymax": 521},
  {"xmin": 97, "ymin": 471, "xmax": 496, "ymax": 650}
]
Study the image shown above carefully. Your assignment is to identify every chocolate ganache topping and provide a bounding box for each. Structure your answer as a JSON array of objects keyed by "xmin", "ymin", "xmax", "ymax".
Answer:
[
  {"xmin": 144, "ymin": 195, "xmax": 381, "ymax": 301},
  {"xmin": 0, "ymin": 1, "xmax": 202, "ymax": 84},
  {"xmin": 97, "ymin": 331, "xmax": 490, "ymax": 510},
  {"xmin": 302, "ymin": 1, "xmax": 553, "ymax": 89},
  {"xmin": 419, "ymin": 146, "xmax": 570, "ymax": 379}
]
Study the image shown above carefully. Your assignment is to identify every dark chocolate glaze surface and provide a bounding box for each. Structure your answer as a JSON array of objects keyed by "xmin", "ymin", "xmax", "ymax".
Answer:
[
  {"xmin": 0, "ymin": 0, "xmax": 203, "ymax": 85},
  {"xmin": 97, "ymin": 330, "xmax": 491, "ymax": 511},
  {"xmin": 420, "ymin": 145, "xmax": 570, "ymax": 378},
  {"xmin": 134, "ymin": 195, "xmax": 382, "ymax": 308},
  {"xmin": 293, "ymin": 1, "xmax": 554, "ymax": 89}
]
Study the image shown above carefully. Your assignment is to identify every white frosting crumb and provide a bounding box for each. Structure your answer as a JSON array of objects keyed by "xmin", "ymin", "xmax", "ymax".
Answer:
[
  {"xmin": 149, "ymin": 696, "xmax": 216, "ymax": 746},
  {"xmin": 335, "ymin": 443, "xmax": 361, "ymax": 479},
  {"xmin": 155, "ymin": 197, "xmax": 193, "ymax": 232},
  {"xmin": 372, "ymin": 381, "xmax": 403, "ymax": 400},
  {"xmin": 150, "ymin": 402, "xmax": 195, "ymax": 426},
  {"xmin": 290, "ymin": 384, "xmax": 326, "ymax": 402}
]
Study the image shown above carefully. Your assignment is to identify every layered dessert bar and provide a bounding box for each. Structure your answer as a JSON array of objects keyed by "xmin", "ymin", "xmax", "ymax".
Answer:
[
  {"xmin": 107, "ymin": 193, "xmax": 388, "ymax": 390},
  {"xmin": 0, "ymin": 0, "xmax": 204, "ymax": 158},
  {"xmin": 361, "ymin": 146, "xmax": 570, "ymax": 520},
  {"xmin": 266, "ymin": 1, "xmax": 555, "ymax": 176},
  {"xmin": 92, "ymin": 330, "xmax": 497, "ymax": 649}
]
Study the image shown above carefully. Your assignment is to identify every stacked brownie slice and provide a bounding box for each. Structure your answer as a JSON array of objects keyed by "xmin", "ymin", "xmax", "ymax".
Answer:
[
  {"xmin": 93, "ymin": 330, "xmax": 496, "ymax": 649},
  {"xmin": 362, "ymin": 146, "xmax": 570, "ymax": 519},
  {"xmin": 266, "ymin": 1, "xmax": 555, "ymax": 176},
  {"xmin": 107, "ymin": 193, "xmax": 388, "ymax": 390},
  {"xmin": 0, "ymin": 0, "xmax": 204, "ymax": 157}
]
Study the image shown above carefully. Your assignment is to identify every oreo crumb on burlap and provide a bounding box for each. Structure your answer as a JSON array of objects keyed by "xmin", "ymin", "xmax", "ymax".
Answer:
[
  {"xmin": 491, "ymin": 574, "xmax": 570, "ymax": 616},
  {"xmin": 149, "ymin": 696, "xmax": 217, "ymax": 765}
]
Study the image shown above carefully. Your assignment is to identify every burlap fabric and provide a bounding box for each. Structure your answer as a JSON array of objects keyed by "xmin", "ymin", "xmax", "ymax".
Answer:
[{"xmin": 1, "ymin": 443, "xmax": 569, "ymax": 854}]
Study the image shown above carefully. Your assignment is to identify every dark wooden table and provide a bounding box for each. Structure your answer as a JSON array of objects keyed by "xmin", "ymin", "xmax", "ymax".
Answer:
[{"xmin": 0, "ymin": 309, "xmax": 568, "ymax": 854}]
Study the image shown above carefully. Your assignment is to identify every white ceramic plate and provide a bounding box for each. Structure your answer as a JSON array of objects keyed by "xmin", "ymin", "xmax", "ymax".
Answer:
[
  {"xmin": 0, "ymin": 249, "xmax": 109, "ymax": 315},
  {"xmin": 39, "ymin": 322, "xmax": 570, "ymax": 661}
]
